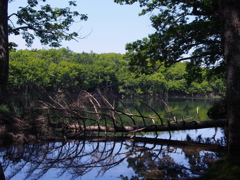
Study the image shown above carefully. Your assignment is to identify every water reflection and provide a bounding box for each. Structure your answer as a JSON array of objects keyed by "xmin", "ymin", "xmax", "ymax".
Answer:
[
  {"xmin": 0, "ymin": 128, "xmax": 226, "ymax": 180},
  {"xmin": 118, "ymin": 97, "xmax": 217, "ymax": 121}
]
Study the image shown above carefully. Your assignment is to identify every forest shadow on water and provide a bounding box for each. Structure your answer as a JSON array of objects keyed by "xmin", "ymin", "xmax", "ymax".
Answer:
[{"xmin": 0, "ymin": 95, "xmax": 227, "ymax": 180}]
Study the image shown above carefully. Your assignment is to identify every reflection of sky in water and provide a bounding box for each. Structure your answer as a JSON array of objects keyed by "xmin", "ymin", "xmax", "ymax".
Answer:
[
  {"xmin": 1, "ymin": 128, "xmax": 226, "ymax": 180},
  {"xmin": 144, "ymin": 127, "xmax": 224, "ymax": 140},
  {"xmin": 160, "ymin": 128, "xmax": 224, "ymax": 140}
]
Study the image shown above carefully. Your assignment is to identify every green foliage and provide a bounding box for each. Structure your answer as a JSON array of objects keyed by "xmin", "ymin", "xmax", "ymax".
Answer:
[
  {"xmin": 9, "ymin": 49, "xmax": 124, "ymax": 92},
  {"xmin": 114, "ymin": 0, "xmax": 224, "ymax": 83},
  {"xmin": 0, "ymin": 105, "xmax": 11, "ymax": 114},
  {"xmin": 8, "ymin": 1, "xmax": 88, "ymax": 47},
  {"xmin": 6, "ymin": 1, "xmax": 226, "ymax": 97},
  {"xmin": 9, "ymin": 48, "xmax": 225, "ymax": 96}
]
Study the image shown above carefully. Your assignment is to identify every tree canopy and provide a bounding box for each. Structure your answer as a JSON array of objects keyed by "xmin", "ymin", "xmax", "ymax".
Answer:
[
  {"xmin": 114, "ymin": 0, "xmax": 224, "ymax": 83},
  {"xmin": 8, "ymin": 0, "xmax": 88, "ymax": 48}
]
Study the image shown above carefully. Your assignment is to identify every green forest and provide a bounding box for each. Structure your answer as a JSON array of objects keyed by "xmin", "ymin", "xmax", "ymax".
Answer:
[{"xmin": 9, "ymin": 48, "xmax": 225, "ymax": 97}]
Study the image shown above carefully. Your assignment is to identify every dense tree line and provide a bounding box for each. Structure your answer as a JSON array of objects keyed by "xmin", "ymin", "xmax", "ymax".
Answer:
[{"xmin": 9, "ymin": 48, "xmax": 225, "ymax": 97}]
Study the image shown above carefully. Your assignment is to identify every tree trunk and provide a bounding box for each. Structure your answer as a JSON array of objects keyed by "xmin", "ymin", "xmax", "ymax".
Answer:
[
  {"xmin": 219, "ymin": 0, "xmax": 240, "ymax": 157},
  {"xmin": 51, "ymin": 119, "xmax": 227, "ymax": 133},
  {"xmin": 0, "ymin": 0, "xmax": 9, "ymax": 96}
]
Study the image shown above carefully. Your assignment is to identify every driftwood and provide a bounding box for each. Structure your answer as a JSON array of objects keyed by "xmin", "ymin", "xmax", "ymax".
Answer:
[{"xmin": 51, "ymin": 118, "xmax": 227, "ymax": 133}]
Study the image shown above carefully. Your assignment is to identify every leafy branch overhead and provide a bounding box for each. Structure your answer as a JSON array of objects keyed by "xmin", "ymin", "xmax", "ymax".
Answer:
[
  {"xmin": 114, "ymin": 0, "xmax": 224, "ymax": 83},
  {"xmin": 8, "ymin": 0, "xmax": 88, "ymax": 47}
]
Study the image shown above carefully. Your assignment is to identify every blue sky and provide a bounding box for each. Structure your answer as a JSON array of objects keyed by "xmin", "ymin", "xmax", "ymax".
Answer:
[{"xmin": 9, "ymin": 0, "xmax": 155, "ymax": 54}]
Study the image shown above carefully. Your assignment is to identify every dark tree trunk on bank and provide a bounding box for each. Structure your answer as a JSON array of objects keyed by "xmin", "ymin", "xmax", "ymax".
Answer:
[
  {"xmin": 0, "ymin": 0, "xmax": 9, "ymax": 96},
  {"xmin": 220, "ymin": 0, "xmax": 240, "ymax": 157}
]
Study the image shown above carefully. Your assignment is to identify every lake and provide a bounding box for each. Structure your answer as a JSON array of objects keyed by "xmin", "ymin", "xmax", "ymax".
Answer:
[{"xmin": 0, "ymin": 97, "xmax": 226, "ymax": 180}]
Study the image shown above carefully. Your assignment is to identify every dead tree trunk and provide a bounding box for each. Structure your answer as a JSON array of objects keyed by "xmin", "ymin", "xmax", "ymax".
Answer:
[{"xmin": 52, "ymin": 119, "xmax": 227, "ymax": 133}]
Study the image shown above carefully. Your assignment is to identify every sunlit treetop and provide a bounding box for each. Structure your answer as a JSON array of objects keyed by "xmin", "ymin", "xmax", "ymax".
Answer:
[
  {"xmin": 8, "ymin": 0, "xmax": 88, "ymax": 48},
  {"xmin": 114, "ymin": 0, "xmax": 224, "ymax": 83}
]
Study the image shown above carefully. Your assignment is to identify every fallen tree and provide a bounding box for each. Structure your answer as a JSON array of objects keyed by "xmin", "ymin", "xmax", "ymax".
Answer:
[
  {"xmin": 0, "ymin": 87, "xmax": 227, "ymax": 145},
  {"xmin": 51, "ymin": 118, "xmax": 227, "ymax": 134}
]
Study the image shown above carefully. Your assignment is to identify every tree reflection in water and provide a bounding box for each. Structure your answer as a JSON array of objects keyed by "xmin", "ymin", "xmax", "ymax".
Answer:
[{"xmin": 0, "ymin": 131, "xmax": 226, "ymax": 180}]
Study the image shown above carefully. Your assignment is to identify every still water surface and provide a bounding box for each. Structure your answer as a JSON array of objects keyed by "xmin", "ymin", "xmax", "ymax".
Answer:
[{"xmin": 0, "ymin": 98, "xmax": 226, "ymax": 180}]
